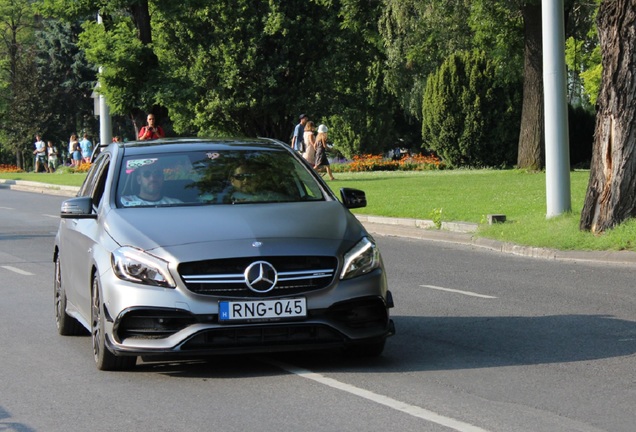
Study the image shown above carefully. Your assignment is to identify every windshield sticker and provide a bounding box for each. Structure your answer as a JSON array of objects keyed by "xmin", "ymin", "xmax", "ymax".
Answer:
[
  {"xmin": 126, "ymin": 159, "xmax": 158, "ymax": 170},
  {"xmin": 206, "ymin": 152, "xmax": 220, "ymax": 160}
]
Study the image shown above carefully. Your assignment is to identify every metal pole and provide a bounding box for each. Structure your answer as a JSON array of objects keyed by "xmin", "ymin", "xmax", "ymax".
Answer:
[
  {"xmin": 542, "ymin": 0, "xmax": 571, "ymax": 217},
  {"xmin": 97, "ymin": 14, "xmax": 112, "ymax": 146}
]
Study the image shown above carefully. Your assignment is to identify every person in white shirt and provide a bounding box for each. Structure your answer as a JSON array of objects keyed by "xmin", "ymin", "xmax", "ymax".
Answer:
[
  {"xmin": 33, "ymin": 135, "xmax": 46, "ymax": 173},
  {"xmin": 46, "ymin": 141, "xmax": 58, "ymax": 172}
]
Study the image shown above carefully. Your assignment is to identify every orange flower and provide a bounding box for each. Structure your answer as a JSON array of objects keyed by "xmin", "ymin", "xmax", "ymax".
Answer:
[
  {"xmin": 335, "ymin": 153, "xmax": 442, "ymax": 172},
  {"xmin": 0, "ymin": 164, "xmax": 23, "ymax": 173}
]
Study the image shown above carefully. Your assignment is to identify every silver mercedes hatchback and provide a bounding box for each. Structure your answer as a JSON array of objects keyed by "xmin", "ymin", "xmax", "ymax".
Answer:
[{"xmin": 54, "ymin": 138, "xmax": 395, "ymax": 370}]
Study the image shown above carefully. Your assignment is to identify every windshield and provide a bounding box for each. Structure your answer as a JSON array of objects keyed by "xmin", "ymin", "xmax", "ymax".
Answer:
[{"xmin": 116, "ymin": 149, "xmax": 325, "ymax": 208}]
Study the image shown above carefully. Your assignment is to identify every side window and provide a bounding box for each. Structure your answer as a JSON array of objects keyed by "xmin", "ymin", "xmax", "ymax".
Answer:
[
  {"xmin": 91, "ymin": 160, "xmax": 110, "ymax": 209},
  {"xmin": 77, "ymin": 153, "xmax": 109, "ymax": 207}
]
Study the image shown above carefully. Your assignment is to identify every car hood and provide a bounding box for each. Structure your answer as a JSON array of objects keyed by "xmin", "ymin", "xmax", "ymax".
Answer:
[{"xmin": 104, "ymin": 201, "xmax": 366, "ymax": 261}]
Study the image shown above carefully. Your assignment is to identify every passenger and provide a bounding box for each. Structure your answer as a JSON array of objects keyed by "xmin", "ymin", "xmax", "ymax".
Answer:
[{"xmin": 223, "ymin": 162, "xmax": 289, "ymax": 203}]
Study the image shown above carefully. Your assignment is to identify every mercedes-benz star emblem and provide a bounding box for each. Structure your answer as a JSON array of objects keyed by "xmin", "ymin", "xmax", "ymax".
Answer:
[{"xmin": 244, "ymin": 261, "xmax": 278, "ymax": 293}]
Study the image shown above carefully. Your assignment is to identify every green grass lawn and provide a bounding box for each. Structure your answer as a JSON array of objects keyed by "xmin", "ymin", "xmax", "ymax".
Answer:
[
  {"xmin": 328, "ymin": 169, "xmax": 636, "ymax": 252},
  {"xmin": 0, "ymin": 171, "xmax": 87, "ymax": 187},
  {"xmin": 2, "ymin": 169, "xmax": 634, "ymax": 252}
]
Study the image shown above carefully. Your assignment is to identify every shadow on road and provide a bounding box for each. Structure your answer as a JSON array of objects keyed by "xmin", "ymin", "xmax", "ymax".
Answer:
[
  {"xmin": 0, "ymin": 405, "xmax": 36, "ymax": 432},
  {"xmin": 129, "ymin": 313, "xmax": 636, "ymax": 377}
]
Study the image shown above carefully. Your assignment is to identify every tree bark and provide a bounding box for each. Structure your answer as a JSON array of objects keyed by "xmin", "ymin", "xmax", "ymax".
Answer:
[
  {"xmin": 517, "ymin": 2, "xmax": 545, "ymax": 170},
  {"xmin": 129, "ymin": 0, "xmax": 152, "ymax": 45},
  {"xmin": 580, "ymin": 0, "xmax": 636, "ymax": 233}
]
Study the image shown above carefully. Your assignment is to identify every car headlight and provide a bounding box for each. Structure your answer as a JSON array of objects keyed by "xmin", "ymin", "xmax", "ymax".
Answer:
[
  {"xmin": 340, "ymin": 237, "xmax": 381, "ymax": 280},
  {"xmin": 111, "ymin": 246, "xmax": 176, "ymax": 288}
]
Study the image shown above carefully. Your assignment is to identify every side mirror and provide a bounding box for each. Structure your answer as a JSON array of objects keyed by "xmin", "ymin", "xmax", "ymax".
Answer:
[
  {"xmin": 60, "ymin": 196, "xmax": 97, "ymax": 219},
  {"xmin": 340, "ymin": 188, "xmax": 367, "ymax": 209}
]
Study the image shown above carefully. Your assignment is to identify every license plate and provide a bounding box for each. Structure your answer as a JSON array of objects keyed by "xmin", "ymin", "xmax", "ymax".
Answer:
[{"xmin": 219, "ymin": 298, "xmax": 307, "ymax": 322}]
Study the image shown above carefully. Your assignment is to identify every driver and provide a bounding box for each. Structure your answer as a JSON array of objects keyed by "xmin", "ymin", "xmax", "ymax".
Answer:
[{"xmin": 121, "ymin": 162, "xmax": 182, "ymax": 206}]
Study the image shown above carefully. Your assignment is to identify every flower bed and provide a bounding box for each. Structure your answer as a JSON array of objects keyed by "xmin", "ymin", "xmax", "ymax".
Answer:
[
  {"xmin": 0, "ymin": 164, "xmax": 23, "ymax": 173},
  {"xmin": 331, "ymin": 153, "xmax": 444, "ymax": 172}
]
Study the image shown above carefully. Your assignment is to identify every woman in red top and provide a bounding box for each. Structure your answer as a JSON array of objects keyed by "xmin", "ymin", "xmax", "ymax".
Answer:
[{"xmin": 138, "ymin": 114, "xmax": 165, "ymax": 140}]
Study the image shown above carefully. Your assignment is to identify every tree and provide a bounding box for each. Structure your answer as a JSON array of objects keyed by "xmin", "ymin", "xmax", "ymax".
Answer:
[
  {"xmin": 564, "ymin": 0, "xmax": 601, "ymax": 109},
  {"xmin": 579, "ymin": 0, "xmax": 636, "ymax": 233},
  {"xmin": 422, "ymin": 50, "xmax": 518, "ymax": 167},
  {"xmin": 34, "ymin": 19, "xmax": 97, "ymax": 147},
  {"xmin": 379, "ymin": 0, "xmax": 475, "ymax": 121},
  {"xmin": 39, "ymin": 0, "xmax": 400, "ymax": 155},
  {"xmin": 40, "ymin": 0, "xmax": 159, "ymax": 134},
  {"xmin": 0, "ymin": 0, "xmax": 39, "ymax": 169},
  {"xmin": 515, "ymin": 1, "xmax": 544, "ymax": 170},
  {"xmin": 379, "ymin": 0, "xmax": 548, "ymax": 169}
]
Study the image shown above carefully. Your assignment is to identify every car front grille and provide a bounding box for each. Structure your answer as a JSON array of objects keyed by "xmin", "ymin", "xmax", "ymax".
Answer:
[{"xmin": 178, "ymin": 256, "xmax": 338, "ymax": 298}]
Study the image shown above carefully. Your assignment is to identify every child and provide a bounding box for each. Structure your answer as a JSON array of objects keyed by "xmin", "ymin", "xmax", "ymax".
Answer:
[{"xmin": 47, "ymin": 141, "xmax": 58, "ymax": 172}]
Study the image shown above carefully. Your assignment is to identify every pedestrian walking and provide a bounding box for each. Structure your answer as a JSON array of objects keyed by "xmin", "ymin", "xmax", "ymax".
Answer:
[
  {"xmin": 314, "ymin": 124, "xmax": 335, "ymax": 180},
  {"xmin": 302, "ymin": 121, "xmax": 316, "ymax": 164},
  {"xmin": 291, "ymin": 114, "xmax": 308, "ymax": 152}
]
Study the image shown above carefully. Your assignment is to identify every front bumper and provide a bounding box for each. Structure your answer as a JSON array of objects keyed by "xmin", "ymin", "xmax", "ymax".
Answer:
[{"xmin": 100, "ymin": 268, "xmax": 394, "ymax": 358}]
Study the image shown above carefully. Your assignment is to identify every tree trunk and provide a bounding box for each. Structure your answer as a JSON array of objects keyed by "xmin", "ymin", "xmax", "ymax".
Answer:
[
  {"xmin": 129, "ymin": 0, "xmax": 152, "ymax": 45},
  {"xmin": 580, "ymin": 0, "xmax": 636, "ymax": 233},
  {"xmin": 15, "ymin": 150, "xmax": 23, "ymax": 171},
  {"xmin": 517, "ymin": 2, "xmax": 544, "ymax": 170}
]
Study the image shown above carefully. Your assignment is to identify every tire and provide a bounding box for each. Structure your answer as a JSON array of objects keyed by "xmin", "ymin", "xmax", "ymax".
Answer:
[
  {"xmin": 91, "ymin": 277, "xmax": 136, "ymax": 371},
  {"xmin": 54, "ymin": 255, "xmax": 85, "ymax": 336}
]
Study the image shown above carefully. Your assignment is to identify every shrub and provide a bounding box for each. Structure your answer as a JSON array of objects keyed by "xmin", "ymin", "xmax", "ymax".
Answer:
[
  {"xmin": 54, "ymin": 163, "xmax": 92, "ymax": 174},
  {"xmin": 421, "ymin": 50, "xmax": 519, "ymax": 168},
  {"xmin": 73, "ymin": 162, "xmax": 92, "ymax": 173}
]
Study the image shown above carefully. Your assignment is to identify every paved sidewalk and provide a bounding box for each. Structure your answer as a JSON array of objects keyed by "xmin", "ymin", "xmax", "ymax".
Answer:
[{"xmin": 3, "ymin": 178, "xmax": 635, "ymax": 266}]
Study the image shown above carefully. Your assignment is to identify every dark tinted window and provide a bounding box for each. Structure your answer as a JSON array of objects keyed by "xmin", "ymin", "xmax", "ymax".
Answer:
[{"xmin": 116, "ymin": 149, "xmax": 324, "ymax": 207}]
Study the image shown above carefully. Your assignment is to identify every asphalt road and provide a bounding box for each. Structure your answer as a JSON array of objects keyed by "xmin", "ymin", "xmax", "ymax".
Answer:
[{"xmin": 1, "ymin": 188, "xmax": 634, "ymax": 432}]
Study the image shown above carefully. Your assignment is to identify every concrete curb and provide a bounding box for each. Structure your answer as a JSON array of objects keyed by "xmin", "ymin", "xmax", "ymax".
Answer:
[
  {"xmin": 3, "ymin": 179, "xmax": 635, "ymax": 266},
  {"xmin": 0, "ymin": 179, "xmax": 79, "ymax": 197},
  {"xmin": 357, "ymin": 217, "xmax": 636, "ymax": 267}
]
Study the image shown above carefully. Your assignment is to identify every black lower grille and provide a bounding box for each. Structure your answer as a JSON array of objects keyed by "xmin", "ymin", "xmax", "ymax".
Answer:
[
  {"xmin": 179, "ymin": 256, "xmax": 338, "ymax": 297},
  {"xmin": 116, "ymin": 308, "xmax": 198, "ymax": 341},
  {"xmin": 326, "ymin": 297, "xmax": 389, "ymax": 329},
  {"xmin": 180, "ymin": 324, "xmax": 344, "ymax": 351}
]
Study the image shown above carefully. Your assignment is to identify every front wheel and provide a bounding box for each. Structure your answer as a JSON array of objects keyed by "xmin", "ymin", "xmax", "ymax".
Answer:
[
  {"xmin": 91, "ymin": 277, "xmax": 136, "ymax": 371},
  {"xmin": 54, "ymin": 255, "xmax": 85, "ymax": 336}
]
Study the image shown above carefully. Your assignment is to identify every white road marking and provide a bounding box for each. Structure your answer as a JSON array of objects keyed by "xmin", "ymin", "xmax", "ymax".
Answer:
[
  {"xmin": 43, "ymin": 214, "xmax": 58, "ymax": 218},
  {"xmin": 268, "ymin": 360, "xmax": 492, "ymax": 432},
  {"xmin": 0, "ymin": 206, "xmax": 14, "ymax": 210},
  {"xmin": 421, "ymin": 284, "xmax": 497, "ymax": 299},
  {"xmin": 1, "ymin": 266, "xmax": 34, "ymax": 276}
]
